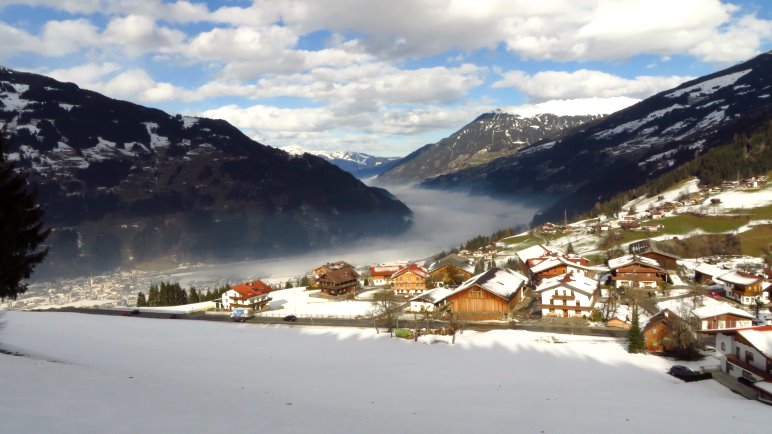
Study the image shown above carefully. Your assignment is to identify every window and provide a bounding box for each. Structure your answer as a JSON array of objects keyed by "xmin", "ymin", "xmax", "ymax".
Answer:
[
  {"xmin": 746, "ymin": 351, "xmax": 754, "ymax": 364},
  {"xmin": 720, "ymin": 342, "xmax": 726, "ymax": 351}
]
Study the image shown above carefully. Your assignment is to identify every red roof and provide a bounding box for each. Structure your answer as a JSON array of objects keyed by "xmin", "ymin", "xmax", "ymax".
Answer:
[
  {"xmin": 391, "ymin": 264, "xmax": 428, "ymax": 279},
  {"xmin": 231, "ymin": 280, "xmax": 272, "ymax": 300},
  {"xmin": 369, "ymin": 265, "xmax": 401, "ymax": 278}
]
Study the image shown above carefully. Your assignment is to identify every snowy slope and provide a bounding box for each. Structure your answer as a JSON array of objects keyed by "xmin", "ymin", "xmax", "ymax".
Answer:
[
  {"xmin": 280, "ymin": 145, "xmax": 400, "ymax": 178},
  {"xmin": 422, "ymin": 51, "xmax": 772, "ymax": 223},
  {"xmin": 1, "ymin": 311, "xmax": 768, "ymax": 434}
]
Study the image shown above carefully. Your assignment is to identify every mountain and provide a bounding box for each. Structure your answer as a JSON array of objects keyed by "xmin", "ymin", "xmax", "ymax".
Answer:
[
  {"xmin": 280, "ymin": 145, "xmax": 400, "ymax": 178},
  {"xmin": 0, "ymin": 67, "xmax": 412, "ymax": 277},
  {"xmin": 422, "ymin": 51, "xmax": 772, "ymax": 224},
  {"xmin": 376, "ymin": 112, "xmax": 601, "ymax": 184}
]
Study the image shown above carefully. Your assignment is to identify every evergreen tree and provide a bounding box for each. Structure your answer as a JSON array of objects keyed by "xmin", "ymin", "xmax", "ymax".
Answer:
[
  {"xmin": 566, "ymin": 242, "xmax": 575, "ymax": 254},
  {"xmin": 147, "ymin": 285, "xmax": 160, "ymax": 306},
  {"xmin": 285, "ymin": 280, "xmax": 292, "ymax": 289},
  {"xmin": 627, "ymin": 305, "xmax": 645, "ymax": 353},
  {"xmin": 204, "ymin": 289, "xmax": 213, "ymax": 301},
  {"xmin": 473, "ymin": 260, "xmax": 484, "ymax": 274},
  {"xmin": 0, "ymin": 138, "xmax": 50, "ymax": 300},
  {"xmin": 136, "ymin": 291, "xmax": 147, "ymax": 307},
  {"xmin": 299, "ymin": 275, "xmax": 310, "ymax": 287},
  {"xmin": 188, "ymin": 287, "xmax": 200, "ymax": 304}
]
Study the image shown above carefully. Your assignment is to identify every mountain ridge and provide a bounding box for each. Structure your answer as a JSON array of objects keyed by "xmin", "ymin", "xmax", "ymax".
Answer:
[
  {"xmin": 0, "ymin": 67, "xmax": 412, "ymax": 277},
  {"xmin": 421, "ymin": 51, "xmax": 772, "ymax": 224},
  {"xmin": 375, "ymin": 111, "xmax": 602, "ymax": 185}
]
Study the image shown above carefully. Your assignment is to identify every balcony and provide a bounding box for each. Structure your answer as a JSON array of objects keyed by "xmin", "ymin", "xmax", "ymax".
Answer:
[{"xmin": 550, "ymin": 295, "xmax": 576, "ymax": 301}]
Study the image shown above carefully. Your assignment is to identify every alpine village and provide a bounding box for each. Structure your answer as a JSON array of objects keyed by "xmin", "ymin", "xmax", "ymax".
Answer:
[{"xmin": 2, "ymin": 6, "xmax": 772, "ymax": 430}]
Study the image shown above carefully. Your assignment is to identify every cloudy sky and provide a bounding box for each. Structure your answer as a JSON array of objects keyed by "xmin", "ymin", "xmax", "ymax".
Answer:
[{"xmin": 1, "ymin": 0, "xmax": 770, "ymax": 156}]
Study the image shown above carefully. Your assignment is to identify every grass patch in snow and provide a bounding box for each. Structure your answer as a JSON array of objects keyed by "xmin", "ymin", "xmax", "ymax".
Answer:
[
  {"xmin": 658, "ymin": 213, "xmax": 750, "ymax": 234},
  {"xmin": 738, "ymin": 224, "xmax": 772, "ymax": 257},
  {"xmin": 729, "ymin": 203, "xmax": 772, "ymax": 220}
]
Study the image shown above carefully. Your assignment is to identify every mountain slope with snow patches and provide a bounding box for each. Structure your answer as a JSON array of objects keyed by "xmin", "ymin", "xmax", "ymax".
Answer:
[{"xmin": 422, "ymin": 51, "xmax": 772, "ymax": 223}]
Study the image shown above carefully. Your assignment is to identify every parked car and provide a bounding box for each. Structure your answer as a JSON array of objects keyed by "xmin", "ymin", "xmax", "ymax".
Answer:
[
  {"xmin": 230, "ymin": 308, "xmax": 253, "ymax": 322},
  {"xmin": 283, "ymin": 314, "xmax": 298, "ymax": 322},
  {"xmin": 121, "ymin": 309, "xmax": 141, "ymax": 316},
  {"xmin": 668, "ymin": 365, "xmax": 712, "ymax": 382},
  {"xmin": 738, "ymin": 376, "xmax": 756, "ymax": 386},
  {"xmin": 709, "ymin": 291, "xmax": 721, "ymax": 299}
]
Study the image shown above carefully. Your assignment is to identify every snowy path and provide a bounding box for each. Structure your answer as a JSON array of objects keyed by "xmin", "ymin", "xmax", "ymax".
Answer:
[{"xmin": 0, "ymin": 312, "xmax": 768, "ymax": 434}]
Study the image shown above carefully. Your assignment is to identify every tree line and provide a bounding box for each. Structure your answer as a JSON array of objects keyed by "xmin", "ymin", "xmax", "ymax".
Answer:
[{"xmin": 136, "ymin": 282, "xmax": 230, "ymax": 307}]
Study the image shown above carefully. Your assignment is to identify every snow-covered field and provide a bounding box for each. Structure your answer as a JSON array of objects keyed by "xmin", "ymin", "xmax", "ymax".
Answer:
[
  {"xmin": 262, "ymin": 287, "xmax": 373, "ymax": 317},
  {"xmin": 1, "ymin": 312, "xmax": 768, "ymax": 434}
]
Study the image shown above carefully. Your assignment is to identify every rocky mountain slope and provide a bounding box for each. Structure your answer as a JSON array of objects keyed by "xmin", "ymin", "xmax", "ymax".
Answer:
[
  {"xmin": 376, "ymin": 112, "xmax": 601, "ymax": 184},
  {"xmin": 280, "ymin": 145, "xmax": 400, "ymax": 178},
  {"xmin": 0, "ymin": 67, "xmax": 412, "ymax": 277},
  {"xmin": 422, "ymin": 51, "xmax": 772, "ymax": 224}
]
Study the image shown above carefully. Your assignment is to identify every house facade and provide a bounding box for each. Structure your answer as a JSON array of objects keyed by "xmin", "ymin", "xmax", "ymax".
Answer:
[
  {"xmin": 369, "ymin": 264, "xmax": 401, "ymax": 287},
  {"xmin": 608, "ymin": 255, "xmax": 667, "ymax": 289},
  {"xmin": 628, "ymin": 239, "xmax": 680, "ymax": 269},
  {"xmin": 643, "ymin": 309, "xmax": 683, "ymax": 352},
  {"xmin": 692, "ymin": 304, "xmax": 754, "ymax": 331},
  {"xmin": 391, "ymin": 264, "xmax": 429, "ymax": 296},
  {"xmin": 533, "ymin": 272, "xmax": 599, "ymax": 318},
  {"xmin": 716, "ymin": 271, "xmax": 770, "ymax": 305},
  {"xmin": 221, "ymin": 280, "xmax": 272, "ymax": 312},
  {"xmin": 316, "ymin": 265, "xmax": 360, "ymax": 296},
  {"xmin": 527, "ymin": 255, "xmax": 594, "ymax": 284},
  {"xmin": 439, "ymin": 268, "xmax": 529, "ymax": 320},
  {"xmin": 408, "ymin": 287, "xmax": 452, "ymax": 312},
  {"xmin": 715, "ymin": 326, "xmax": 772, "ymax": 404}
]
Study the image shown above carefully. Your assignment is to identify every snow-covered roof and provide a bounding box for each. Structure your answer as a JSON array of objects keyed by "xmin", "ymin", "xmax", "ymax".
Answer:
[
  {"xmin": 737, "ymin": 327, "xmax": 772, "ymax": 358},
  {"xmin": 692, "ymin": 303, "xmax": 754, "ymax": 320},
  {"xmin": 410, "ymin": 287, "xmax": 452, "ymax": 304},
  {"xmin": 534, "ymin": 272, "xmax": 599, "ymax": 296},
  {"xmin": 694, "ymin": 263, "xmax": 731, "ymax": 279},
  {"xmin": 515, "ymin": 244, "xmax": 562, "ymax": 264},
  {"xmin": 392, "ymin": 264, "xmax": 428, "ymax": 279},
  {"xmin": 446, "ymin": 268, "xmax": 529, "ymax": 301},
  {"xmin": 715, "ymin": 271, "xmax": 762, "ymax": 286},
  {"xmin": 753, "ymin": 381, "xmax": 772, "ymax": 395},
  {"xmin": 607, "ymin": 254, "xmax": 661, "ymax": 270}
]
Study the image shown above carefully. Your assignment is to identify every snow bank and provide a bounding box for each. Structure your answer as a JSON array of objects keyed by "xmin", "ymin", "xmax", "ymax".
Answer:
[{"xmin": 1, "ymin": 312, "xmax": 767, "ymax": 434}]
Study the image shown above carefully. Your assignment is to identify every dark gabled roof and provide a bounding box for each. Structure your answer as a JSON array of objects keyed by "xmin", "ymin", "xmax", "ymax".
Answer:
[
  {"xmin": 628, "ymin": 239, "xmax": 681, "ymax": 259},
  {"xmin": 644, "ymin": 308, "xmax": 685, "ymax": 333},
  {"xmin": 320, "ymin": 266, "xmax": 359, "ymax": 284},
  {"xmin": 429, "ymin": 254, "xmax": 473, "ymax": 274}
]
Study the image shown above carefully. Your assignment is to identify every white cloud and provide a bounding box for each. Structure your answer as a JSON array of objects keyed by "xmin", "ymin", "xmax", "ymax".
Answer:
[
  {"xmin": 46, "ymin": 63, "xmax": 121, "ymax": 85},
  {"xmin": 502, "ymin": 96, "xmax": 640, "ymax": 117},
  {"xmin": 103, "ymin": 15, "xmax": 186, "ymax": 55},
  {"xmin": 690, "ymin": 14, "xmax": 772, "ymax": 62},
  {"xmin": 493, "ymin": 69, "xmax": 692, "ymax": 101}
]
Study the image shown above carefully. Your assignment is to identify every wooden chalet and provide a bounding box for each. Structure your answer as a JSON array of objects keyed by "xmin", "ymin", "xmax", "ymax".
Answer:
[
  {"xmin": 316, "ymin": 263, "xmax": 359, "ymax": 296},
  {"xmin": 428, "ymin": 254, "xmax": 474, "ymax": 286},
  {"xmin": 515, "ymin": 244, "xmax": 564, "ymax": 275},
  {"xmin": 526, "ymin": 254, "xmax": 593, "ymax": 284},
  {"xmin": 369, "ymin": 264, "xmax": 402, "ymax": 286},
  {"xmin": 714, "ymin": 326, "xmax": 772, "ymax": 405},
  {"xmin": 693, "ymin": 304, "xmax": 754, "ymax": 331},
  {"xmin": 533, "ymin": 272, "xmax": 600, "ymax": 318},
  {"xmin": 608, "ymin": 254, "xmax": 667, "ymax": 290},
  {"xmin": 643, "ymin": 308, "xmax": 684, "ymax": 352},
  {"xmin": 311, "ymin": 261, "xmax": 355, "ymax": 289},
  {"xmin": 438, "ymin": 267, "xmax": 529, "ymax": 320},
  {"xmin": 716, "ymin": 271, "xmax": 770, "ymax": 305},
  {"xmin": 221, "ymin": 280, "xmax": 272, "ymax": 312},
  {"xmin": 391, "ymin": 264, "xmax": 429, "ymax": 296},
  {"xmin": 628, "ymin": 239, "xmax": 680, "ymax": 269}
]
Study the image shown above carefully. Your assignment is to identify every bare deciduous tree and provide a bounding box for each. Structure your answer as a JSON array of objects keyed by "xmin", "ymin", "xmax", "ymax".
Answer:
[{"xmin": 369, "ymin": 289, "xmax": 402, "ymax": 336}]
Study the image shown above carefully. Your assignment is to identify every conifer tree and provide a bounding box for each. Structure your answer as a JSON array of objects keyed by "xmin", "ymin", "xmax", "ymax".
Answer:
[
  {"xmin": 136, "ymin": 291, "xmax": 147, "ymax": 307},
  {"xmin": 627, "ymin": 305, "xmax": 645, "ymax": 353},
  {"xmin": 188, "ymin": 287, "xmax": 200, "ymax": 303},
  {"xmin": 147, "ymin": 285, "xmax": 159, "ymax": 306},
  {"xmin": 0, "ymin": 138, "xmax": 50, "ymax": 300}
]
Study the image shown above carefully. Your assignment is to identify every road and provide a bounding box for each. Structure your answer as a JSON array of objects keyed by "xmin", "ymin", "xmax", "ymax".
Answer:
[{"xmin": 32, "ymin": 306, "xmax": 628, "ymax": 337}]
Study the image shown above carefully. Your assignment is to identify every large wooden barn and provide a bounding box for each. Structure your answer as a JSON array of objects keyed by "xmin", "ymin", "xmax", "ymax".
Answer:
[{"xmin": 440, "ymin": 268, "xmax": 529, "ymax": 320}]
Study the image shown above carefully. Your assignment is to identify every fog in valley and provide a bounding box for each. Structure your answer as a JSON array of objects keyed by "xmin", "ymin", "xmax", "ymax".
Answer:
[{"xmin": 172, "ymin": 185, "xmax": 554, "ymax": 285}]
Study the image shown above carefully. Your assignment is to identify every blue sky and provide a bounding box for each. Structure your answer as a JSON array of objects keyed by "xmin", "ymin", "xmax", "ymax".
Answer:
[{"xmin": 1, "ymin": 0, "xmax": 770, "ymax": 156}]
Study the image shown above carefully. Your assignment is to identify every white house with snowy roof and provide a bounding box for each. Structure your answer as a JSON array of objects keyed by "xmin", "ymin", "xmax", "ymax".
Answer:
[
  {"xmin": 714, "ymin": 326, "xmax": 772, "ymax": 404},
  {"xmin": 715, "ymin": 271, "xmax": 770, "ymax": 305},
  {"xmin": 533, "ymin": 272, "xmax": 600, "ymax": 318},
  {"xmin": 408, "ymin": 287, "xmax": 452, "ymax": 312}
]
